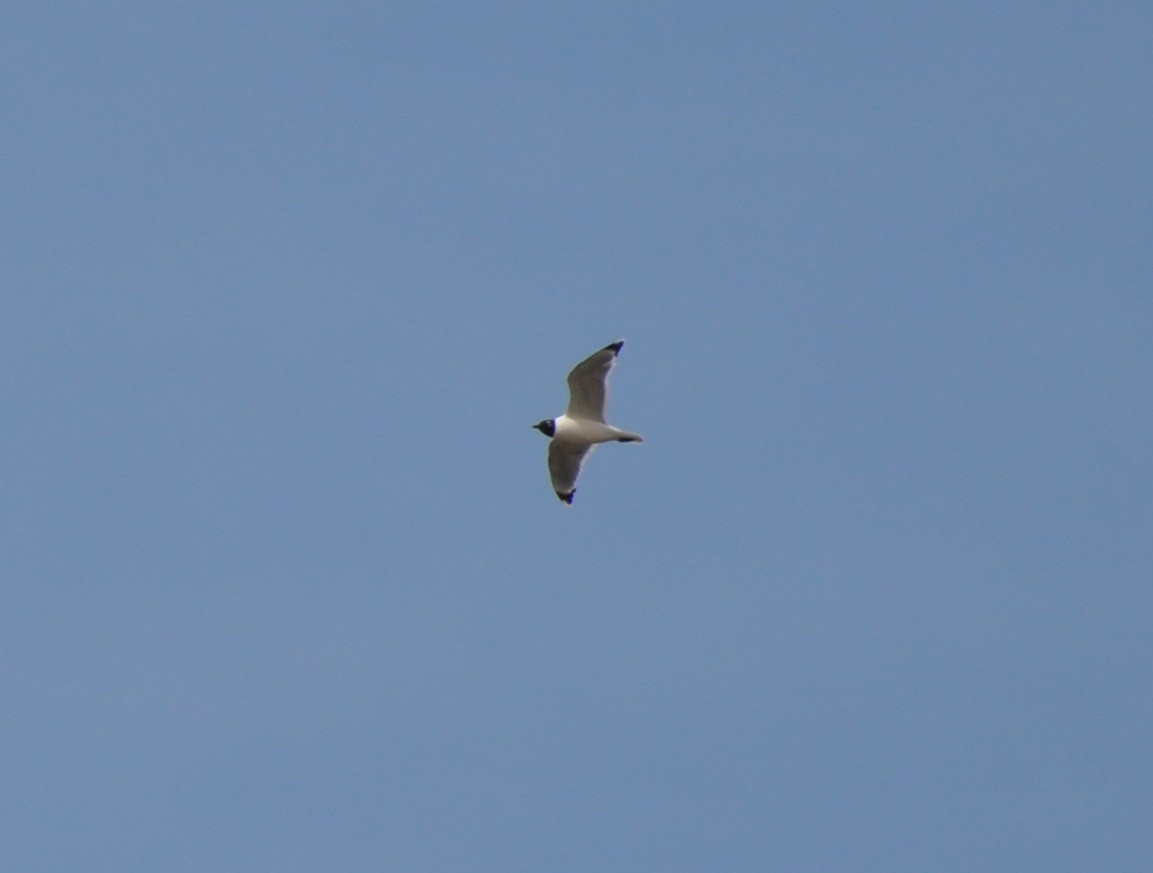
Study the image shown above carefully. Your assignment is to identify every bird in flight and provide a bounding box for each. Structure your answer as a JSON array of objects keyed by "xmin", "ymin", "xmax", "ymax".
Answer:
[{"xmin": 532, "ymin": 340, "xmax": 643, "ymax": 504}]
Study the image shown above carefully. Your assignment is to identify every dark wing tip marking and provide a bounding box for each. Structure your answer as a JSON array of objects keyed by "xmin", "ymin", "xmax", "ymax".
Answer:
[
  {"xmin": 602, "ymin": 340, "xmax": 624, "ymax": 355},
  {"xmin": 556, "ymin": 490, "xmax": 576, "ymax": 504}
]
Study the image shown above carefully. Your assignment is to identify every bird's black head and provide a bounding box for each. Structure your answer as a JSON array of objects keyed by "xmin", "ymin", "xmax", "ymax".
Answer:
[{"xmin": 532, "ymin": 419, "xmax": 556, "ymax": 438}]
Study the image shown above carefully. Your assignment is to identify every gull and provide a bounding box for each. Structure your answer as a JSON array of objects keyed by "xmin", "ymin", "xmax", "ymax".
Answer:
[{"xmin": 532, "ymin": 340, "xmax": 643, "ymax": 504}]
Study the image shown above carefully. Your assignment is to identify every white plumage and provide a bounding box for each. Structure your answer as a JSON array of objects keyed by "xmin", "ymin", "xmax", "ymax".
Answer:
[{"xmin": 532, "ymin": 340, "xmax": 643, "ymax": 504}]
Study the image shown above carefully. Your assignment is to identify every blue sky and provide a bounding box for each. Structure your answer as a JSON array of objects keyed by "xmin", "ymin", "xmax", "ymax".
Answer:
[{"xmin": 3, "ymin": 3, "xmax": 1151, "ymax": 871}]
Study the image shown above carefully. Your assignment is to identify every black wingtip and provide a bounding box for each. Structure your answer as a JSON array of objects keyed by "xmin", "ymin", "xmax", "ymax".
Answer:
[
  {"xmin": 556, "ymin": 490, "xmax": 575, "ymax": 504},
  {"xmin": 602, "ymin": 340, "xmax": 624, "ymax": 355}
]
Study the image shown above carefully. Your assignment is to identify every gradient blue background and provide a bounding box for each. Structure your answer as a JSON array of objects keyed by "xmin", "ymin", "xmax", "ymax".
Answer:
[{"xmin": 4, "ymin": 3, "xmax": 1151, "ymax": 870}]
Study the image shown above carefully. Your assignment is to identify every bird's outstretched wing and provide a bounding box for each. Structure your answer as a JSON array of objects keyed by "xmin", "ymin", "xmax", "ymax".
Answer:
[
  {"xmin": 565, "ymin": 340, "xmax": 623, "ymax": 422},
  {"xmin": 547, "ymin": 440, "xmax": 593, "ymax": 504}
]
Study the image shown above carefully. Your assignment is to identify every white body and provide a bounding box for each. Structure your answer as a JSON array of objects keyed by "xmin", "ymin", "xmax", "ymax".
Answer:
[{"xmin": 552, "ymin": 415, "xmax": 642, "ymax": 445}]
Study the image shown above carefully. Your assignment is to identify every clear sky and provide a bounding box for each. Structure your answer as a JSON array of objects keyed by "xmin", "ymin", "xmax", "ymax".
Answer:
[{"xmin": 3, "ymin": 3, "xmax": 1151, "ymax": 871}]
